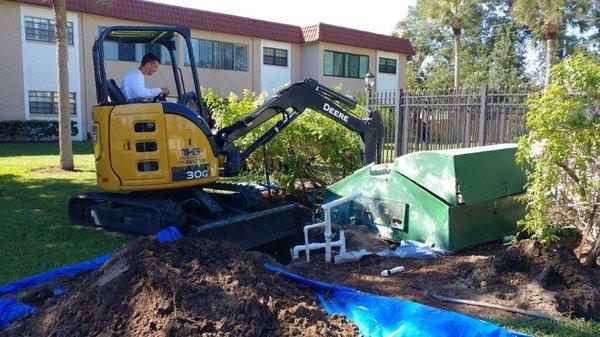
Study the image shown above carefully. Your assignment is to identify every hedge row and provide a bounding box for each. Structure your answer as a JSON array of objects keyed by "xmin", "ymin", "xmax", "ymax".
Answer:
[{"xmin": 0, "ymin": 120, "xmax": 78, "ymax": 142}]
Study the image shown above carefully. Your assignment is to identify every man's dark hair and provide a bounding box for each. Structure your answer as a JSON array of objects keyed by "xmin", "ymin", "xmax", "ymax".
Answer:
[{"xmin": 141, "ymin": 53, "xmax": 161, "ymax": 66}]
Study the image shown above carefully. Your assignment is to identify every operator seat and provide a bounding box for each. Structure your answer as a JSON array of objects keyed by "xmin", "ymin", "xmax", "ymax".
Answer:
[{"xmin": 106, "ymin": 79, "xmax": 126, "ymax": 104}]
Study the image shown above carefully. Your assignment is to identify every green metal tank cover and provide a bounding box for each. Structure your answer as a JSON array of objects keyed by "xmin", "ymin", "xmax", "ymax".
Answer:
[{"xmin": 393, "ymin": 144, "xmax": 526, "ymax": 206}]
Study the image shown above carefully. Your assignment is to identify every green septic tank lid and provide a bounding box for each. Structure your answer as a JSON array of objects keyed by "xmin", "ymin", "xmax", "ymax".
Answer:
[{"xmin": 393, "ymin": 144, "xmax": 526, "ymax": 206}]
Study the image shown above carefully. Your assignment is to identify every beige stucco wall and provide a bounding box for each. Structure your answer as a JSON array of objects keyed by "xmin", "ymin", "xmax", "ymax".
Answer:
[
  {"xmin": 397, "ymin": 54, "xmax": 408, "ymax": 89},
  {"xmin": 289, "ymin": 43, "xmax": 303, "ymax": 83},
  {"xmin": 300, "ymin": 42, "xmax": 320, "ymax": 81},
  {"xmin": 251, "ymin": 38, "xmax": 261, "ymax": 91},
  {"xmin": 0, "ymin": 1, "xmax": 25, "ymax": 121}
]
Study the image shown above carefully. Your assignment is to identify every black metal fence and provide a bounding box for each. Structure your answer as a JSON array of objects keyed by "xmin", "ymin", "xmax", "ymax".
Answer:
[{"xmin": 369, "ymin": 85, "xmax": 536, "ymax": 163}]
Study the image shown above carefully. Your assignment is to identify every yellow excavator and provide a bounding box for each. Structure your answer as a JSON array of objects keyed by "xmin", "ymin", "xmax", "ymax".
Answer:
[{"xmin": 69, "ymin": 26, "xmax": 383, "ymax": 248}]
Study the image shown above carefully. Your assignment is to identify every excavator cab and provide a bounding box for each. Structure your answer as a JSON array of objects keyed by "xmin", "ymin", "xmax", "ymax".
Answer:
[
  {"xmin": 91, "ymin": 26, "xmax": 221, "ymax": 192},
  {"xmin": 94, "ymin": 26, "xmax": 209, "ymax": 117}
]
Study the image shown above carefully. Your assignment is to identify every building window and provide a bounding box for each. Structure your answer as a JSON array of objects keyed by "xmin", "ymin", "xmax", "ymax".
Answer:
[
  {"xmin": 98, "ymin": 27, "xmax": 175, "ymax": 64},
  {"xmin": 263, "ymin": 47, "xmax": 288, "ymax": 67},
  {"xmin": 25, "ymin": 16, "xmax": 73, "ymax": 44},
  {"xmin": 29, "ymin": 91, "xmax": 76, "ymax": 115},
  {"xmin": 185, "ymin": 38, "xmax": 247, "ymax": 71},
  {"xmin": 323, "ymin": 50, "xmax": 369, "ymax": 79},
  {"xmin": 378, "ymin": 57, "xmax": 397, "ymax": 74}
]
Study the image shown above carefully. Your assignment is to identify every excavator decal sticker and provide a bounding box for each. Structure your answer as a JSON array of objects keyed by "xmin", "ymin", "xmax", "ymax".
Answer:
[
  {"xmin": 172, "ymin": 164, "xmax": 211, "ymax": 181},
  {"xmin": 181, "ymin": 148, "xmax": 202, "ymax": 156},
  {"xmin": 322, "ymin": 103, "xmax": 350, "ymax": 123}
]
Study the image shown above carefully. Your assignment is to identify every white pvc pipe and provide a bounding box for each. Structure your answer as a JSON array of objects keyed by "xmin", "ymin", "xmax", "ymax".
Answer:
[
  {"xmin": 292, "ymin": 192, "xmax": 361, "ymax": 263},
  {"xmin": 303, "ymin": 221, "xmax": 326, "ymax": 262},
  {"xmin": 292, "ymin": 237, "xmax": 345, "ymax": 261},
  {"xmin": 321, "ymin": 192, "xmax": 363, "ymax": 210}
]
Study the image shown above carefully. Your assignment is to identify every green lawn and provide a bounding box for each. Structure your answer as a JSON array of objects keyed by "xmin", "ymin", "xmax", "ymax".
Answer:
[
  {"xmin": 0, "ymin": 142, "xmax": 131, "ymax": 284},
  {"xmin": 493, "ymin": 317, "xmax": 600, "ymax": 337},
  {"xmin": 1, "ymin": 142, "xmax": 599, "ymax": 336}
]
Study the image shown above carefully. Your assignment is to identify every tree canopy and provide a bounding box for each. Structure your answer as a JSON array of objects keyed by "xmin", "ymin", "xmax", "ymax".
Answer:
[{"xmin": 394, "ymin": 0, "xmax": 599, "ymax": 90}]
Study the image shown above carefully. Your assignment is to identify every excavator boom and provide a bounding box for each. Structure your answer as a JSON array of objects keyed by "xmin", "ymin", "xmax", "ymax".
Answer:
[{"xmin": 216, "ymin": 79, "xmax": 384, "ymax": 175}]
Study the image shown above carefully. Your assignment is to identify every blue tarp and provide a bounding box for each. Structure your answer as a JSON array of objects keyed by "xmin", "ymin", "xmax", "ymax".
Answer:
[
  {"xmin": 264, "ymin": 263, "xmax": 530, "ymax": 337},
  {"xmin": 0, "ymin": 227, "xmax": 183, "ymax": 329},
  {"xmin": 0, "ymin": 299, "xmax": 36, "ymax": 329},
  {"xmin": 0, "ymin": 254, "xmax": 112, "ymax": 297}
]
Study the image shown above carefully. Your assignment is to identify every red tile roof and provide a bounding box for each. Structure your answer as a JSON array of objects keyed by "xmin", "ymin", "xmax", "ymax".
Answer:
[
  {"xmin": 12, "ymin": 0, "xmax": 414, "ymax": 55},
  {"xmin": 303, "ymin": 23, "xmax": 414, "ymax": 55}
]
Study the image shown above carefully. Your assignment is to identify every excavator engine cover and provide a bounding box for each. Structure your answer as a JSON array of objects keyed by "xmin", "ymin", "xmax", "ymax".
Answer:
[{"xmin": 92, "ymin": 102, "xmax": 220, "ymax": 191}]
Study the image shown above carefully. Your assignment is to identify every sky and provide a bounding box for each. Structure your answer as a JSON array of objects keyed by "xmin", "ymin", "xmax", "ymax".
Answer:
[{"xmin": 148, "ymin": 0, "xmax": 417, "ymax": 35}]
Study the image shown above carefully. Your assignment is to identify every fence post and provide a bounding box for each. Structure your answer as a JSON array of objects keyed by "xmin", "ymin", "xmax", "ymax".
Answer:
[
  {"xmin": 499, "ymin": 105, "xmax": 507, "ymax": 143},
  {"xmin": 394, "ymin": 89, "xmax": 403, "ymax": 157},
  {"xmin": 463, "ymin": 96, "xmax": 472, "ymax": 148},
  {"xmin": 477, "ymin": 84, "xmax": 488, "ymax": 146},
  {"xmin": 402, "ymin": 90, "xmax": 410, "ymax": 155},
  {"xmin": 421, "ymin": 97, "xmax": 429, "ymax": 151}
]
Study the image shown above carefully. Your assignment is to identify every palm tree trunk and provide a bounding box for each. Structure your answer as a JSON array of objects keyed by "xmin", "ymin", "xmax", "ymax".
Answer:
[
  {"xmin": 53, "ymin": 0, "xmax": 74, "ymax": 170},
  {"xmin": 52, "ymin": 0, "xmax": 74, "ymax": 171},
  {"xmin": 453, "ymin": 29, "xmax": 461, "ymax": 94},
  {"xmin": 544, "ymin": 37, "xmax": 557, "ymax": 87}
]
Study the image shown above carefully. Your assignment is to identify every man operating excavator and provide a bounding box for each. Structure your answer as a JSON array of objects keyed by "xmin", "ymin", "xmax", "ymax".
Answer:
[{"xmin": 121, "ymin": 52, "xmax": 170, "ymax": 102}]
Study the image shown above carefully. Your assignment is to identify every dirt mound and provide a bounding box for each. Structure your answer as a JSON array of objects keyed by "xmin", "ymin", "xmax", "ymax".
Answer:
[
  {"xmin": 465, "ymin": 240, "xmax": 600, "ymax": 320},
  {"xmin": 2, "ymin": 237, "xmax": 360, "ymax": 337}
]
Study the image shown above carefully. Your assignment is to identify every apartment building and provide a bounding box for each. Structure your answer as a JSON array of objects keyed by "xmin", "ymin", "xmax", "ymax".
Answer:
[{"xmin": 0, "ymin": 0, "xmax": 414, "ymax": 140}]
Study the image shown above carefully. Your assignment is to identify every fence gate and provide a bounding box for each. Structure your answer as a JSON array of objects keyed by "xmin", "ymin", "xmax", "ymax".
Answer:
[{"xmin": 369, "ymin": 85, "xmax": 532, "ymax": 163}]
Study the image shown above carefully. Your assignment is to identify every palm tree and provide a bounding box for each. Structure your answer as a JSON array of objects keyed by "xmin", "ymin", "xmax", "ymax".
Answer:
[
  {"xmin": 51, "ymin": 0, "xmax": 113, "ymax": 170},
  {"xmin": 52, "ymin": 0, "xmax": 73, "ymax": 170},
  {"xmin": 417, "ymin": 0, "xmax": 479, "ymax": 93},
  {"xmin": 512, "ymin": 0, "xmax": 594, "ymax": 87}
]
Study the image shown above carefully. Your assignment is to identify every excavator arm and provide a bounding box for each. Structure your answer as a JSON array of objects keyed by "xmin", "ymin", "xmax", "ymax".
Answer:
[{"xmin": 216, "ymin": 78, "xmax": 384, "ymax": 175}]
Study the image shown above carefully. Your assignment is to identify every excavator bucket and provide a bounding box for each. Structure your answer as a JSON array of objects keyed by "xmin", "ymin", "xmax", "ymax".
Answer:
[
  {"xmin": 187, "ymin": 203, "xmax": 306, "ymax": 249},
  {"xmin": 69, "ymin": 185, "xmax": 307, "ymax": 250}
]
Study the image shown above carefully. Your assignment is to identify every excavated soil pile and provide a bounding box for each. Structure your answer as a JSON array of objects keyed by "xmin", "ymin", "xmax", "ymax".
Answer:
[
  {"xmin": 2, "ymin": 237, "xmax": 360, "ymax": 337},
  {"xmin": 464, "ymin": 239, "xmax": 600, "ymax": 320}
]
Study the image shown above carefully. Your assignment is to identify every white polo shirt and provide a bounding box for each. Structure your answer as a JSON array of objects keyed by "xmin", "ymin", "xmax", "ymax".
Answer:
[{"xmin": 121, "ymin": 69, "xmax": 162, "ymax": 101}]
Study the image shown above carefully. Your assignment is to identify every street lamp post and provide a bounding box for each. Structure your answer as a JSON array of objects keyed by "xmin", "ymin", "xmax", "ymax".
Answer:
[{"xmin": 364, "ymin": 72, "xmax": 375, "ymax": 109}]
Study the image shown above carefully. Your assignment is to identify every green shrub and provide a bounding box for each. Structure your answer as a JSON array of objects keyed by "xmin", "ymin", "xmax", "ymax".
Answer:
[
  {"xmin": 516, "ymin": 52, "xmax": 600, "ymax": 265},
  {"xmin": 0, "ymin": 120, "xmax": 78, "ymax": 142},
  {"xmin": 202, "ymin": 86, "xmax": 364, "ymax": 193}
]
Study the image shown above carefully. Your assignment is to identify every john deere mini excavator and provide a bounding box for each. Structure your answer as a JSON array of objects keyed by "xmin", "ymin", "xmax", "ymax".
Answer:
[{"xmin": 68, "ymin": 26, "xmax": 383, "ymax": 248}]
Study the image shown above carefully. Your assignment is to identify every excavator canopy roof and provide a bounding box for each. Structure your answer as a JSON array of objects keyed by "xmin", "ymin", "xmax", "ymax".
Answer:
[
  {"xmin": 97, "ymin": 26, "xmax": 187, "ymax": 48},
  {"xmin": 103, "ymin": 29, "xmax": 176, "ymax": 45}
]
